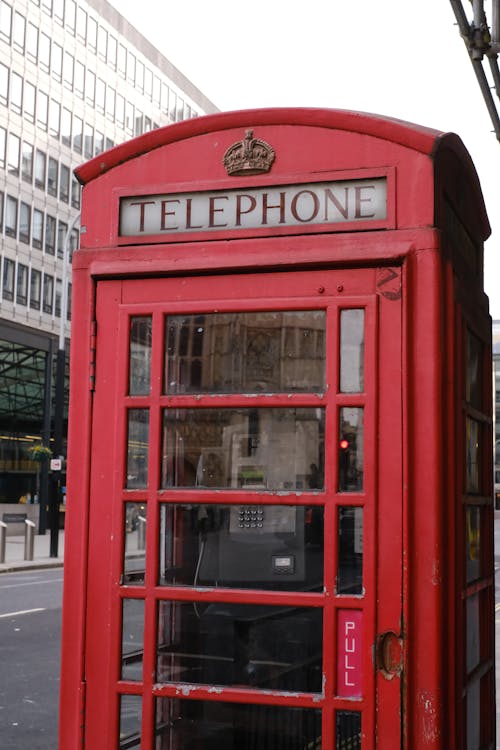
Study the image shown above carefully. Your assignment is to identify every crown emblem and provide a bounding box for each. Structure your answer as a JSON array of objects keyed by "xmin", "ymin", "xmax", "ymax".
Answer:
[{"xmin": 223, "ymin": 130, "xmax": 275, "ymax": 176}]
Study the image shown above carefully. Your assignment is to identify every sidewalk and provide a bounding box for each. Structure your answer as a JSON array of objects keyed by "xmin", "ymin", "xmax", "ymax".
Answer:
[{"xmin": 0, "ymin": 530, "xmax": 64, "ymax": 573}]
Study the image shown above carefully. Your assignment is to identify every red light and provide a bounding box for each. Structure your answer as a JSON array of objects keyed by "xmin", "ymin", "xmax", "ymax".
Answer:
[{"xmin": 339, "ymin": 439, "xmax": 349, "ymax": 450}]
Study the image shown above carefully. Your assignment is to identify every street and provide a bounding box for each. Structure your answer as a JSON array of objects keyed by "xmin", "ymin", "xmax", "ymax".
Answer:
[{"xmin": 0, "ymin": 569, "xmax": 62, "ymax": 750}]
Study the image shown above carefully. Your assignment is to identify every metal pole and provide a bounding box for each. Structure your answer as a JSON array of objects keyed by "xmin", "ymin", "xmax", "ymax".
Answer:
[
  {"xmin": 24, "ymin": 519, "xmax": 36, "ymax": 561},
  {"xmin": 0, "ymin": 521, "xmax": 6, "ymax": 563}
]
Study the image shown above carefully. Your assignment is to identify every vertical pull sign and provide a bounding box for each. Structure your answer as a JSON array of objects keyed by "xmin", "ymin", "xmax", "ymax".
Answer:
[
  {"xmin": 89, "ymin": 320, "xmax": 97, "ymax": 391},
  {"xmin": 337, "ymin": 610, "xmax": 363, "ymax": 697}
]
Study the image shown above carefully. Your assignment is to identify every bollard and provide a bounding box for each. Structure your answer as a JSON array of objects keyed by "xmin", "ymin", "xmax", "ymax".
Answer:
[
  {"xmin": 137, "ymin": 515, "xmax": 146, "ymax": 551},
  {"xmin": 0, "ymin": 521, "xmax": 6, "ymax": 564},
  {"xmin": 24, "ymin": 519, "xmax": 36, "ymax": 561}
]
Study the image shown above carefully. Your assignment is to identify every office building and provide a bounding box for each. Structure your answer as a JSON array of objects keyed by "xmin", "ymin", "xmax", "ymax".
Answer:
[{"xmin": 0, "ymin": 0, "xmax": 217, "ymax": 515}]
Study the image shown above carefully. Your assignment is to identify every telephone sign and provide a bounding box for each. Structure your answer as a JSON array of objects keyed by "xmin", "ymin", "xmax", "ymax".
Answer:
[{"xmin": 59, "ymin": 108, "xmax": 495, "ymax": 750}]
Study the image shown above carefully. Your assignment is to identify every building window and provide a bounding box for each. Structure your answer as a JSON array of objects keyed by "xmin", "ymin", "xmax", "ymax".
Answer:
[
  {"xmin": 41, "ymin": 0, "xmax": 53, "ymax": 16},
  {"xmin": 13, "ymin": 12, "xmax": 25, "ymax": 53},
  {"xmin": 67, "ymin": 282, "xmax": 72, "ymax": 320},
  {"xmin": 0, "ymin": 191, "xmax": 4, "ymax": 230},
  {"xmin": 34, "ymin": 149, "xmax": 46, "ymax": 189},
  {"xmin": 55, "ymin": 278, "xmax": 62, "ymax": 316},
  {"xmin": 63, "ymin": 51, "xmax": 74, "ymax": 90},
  {"xmin": 71, "ymin": 175, "xmax": 80, "ymax": 209},
  {"xmin": 0, "ymin": 62, "xmax": 9, "ymax": 105},
  {"xmin": 49, "ymin": 99, "xmax": 60, "ymax": 138},
  {"xmin": 52, "ymin": 42, "xmax": 62, "ymax": 81},
  {"xmin": 32, "ymin": 208, "xmax": 43, "ymax": 248},
  {"xmin": 7, "ymin": 133, "xmax": 20, "ymax": 176},
  {"xmin": 84, "ymin": 122, "xmax": 93, "ymax": 158},
  {"xmin": 117, "ymin": 43, "xmax": 126, "ymax": 78},
  {"xmin": 22, "ymin": 141, "xmax": 33, "ymax": 183},
  {"xmin": 65, "ymin": 0, "xmax": 76, "ymax": 34},
  {"xmin": 39, "ymin": 32, "xmax": 50, "ymax": 71},
  {"xmin": 47, "ymin": 157, "xmax": 58, "ymax": 196},
  {"xmin": 24, "ymin": 80, "xmax": 35, "ymax": 122},
  {"xmin": 127, "ymin": 51, "xmax": 136, "ymax": 84},
  {"xmin": 19, "ymin": 202, "xmax": 31, "ymax": 244},
  {"xmin": 87, "ymin": 15, "xmax": 97, "ymax": 50},
  {"xmin": 125, "ymin": 101, "xmax": 134, "ymax": 135},
  {"xmin": 116, "ymin": 94, "xmax": 125, "ymax": 128},
  {"xmin": 106, "ymin": 86, "xmax": 115, "ymax": 121},
  {"xmin": 61, "ymin": 107, "xmax": 71, "ymax": 146},
  {"xmin": 45, "ymin": 214, "xmax": 56, "ymax": 254},
  {"xmin": 135, "ymin": 60, "xmax": 144, "ymax": 93},
  {"xmin": 108, "ymin": 34, "xmax": 117, "ymax": 69},
  {"xmin": 43, "ymin": 273, "xmax": 53, "ymax": 313},
  {"xmin": 69, "ymin": 228, "xmax": 79, "ymax": 260},
  {"xmin": 57, "ymin": 219, "xmax": 67, "ymax": 258},
  {"xmin": 10, "ymin": 71, "xmax": 22, "ymax": 114},
  {"xmin": 2, "ymin": 257, "xmax": 14, "ymax": 301},
  {"xmin": 86, "ymin": 69, "xmax": 95, "ymax": 105},
  {"xmin": 73, "ymin": 115, "xmax": 82, "ymax": 153},
  {"xmin": 96, "ymin": 78, "xmax": 105, "ymax": 113},
  {"xmin": 97, "ymin": 25, "xmax": 107, "ymax": 60},
  {"xmin": 16, "ymin": 263, "xmax": 28, "ymax": 305},
  {"xmin": 161, "ymin": 83, "xmax": 169, "ymax": 116},
  {"xmin": 5, "ymin": 195, "xmax": 17, "ymax": 237},
  {"xmin": 37, "ymin": 90, "xmax": 48, "ymax": 130},
  {"xmin": 53, "ymin": 0, "xmax": 64, "ymax": 24},
  {"xmin": 26, "ymin": 22, "xmax": 38, "ymax": 62},
  {"xmin": 0, "ymin": 1, "xmax": 12, "ymax": 43},
  {"xmin": 94, "ymin": 130, "xmax": 104, "ymax": 155},
  {"xmin": 30, "ymin": 267, "xmax": 41, "ymax": 309},
  {"xmin": 59, "ymin": 164, "xmax": 70, "ymax": 202},
  {"xmin": 0, "ymin": 126, "xmax": 5, "ymax": 168},
  {"xmin": 74, "ymin": 60, "xmax": 84, "ymax": 98}
]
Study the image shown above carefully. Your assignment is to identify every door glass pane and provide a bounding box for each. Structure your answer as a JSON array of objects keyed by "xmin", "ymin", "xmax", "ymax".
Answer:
[
  {"xmin": 161, "ymin": 408, "xmax": 324, "ymax": 491},
  {"xmin": 158, "ymin": 503, "xmax": 324, "ymax": 591},
  {"xmin": 129, "ymin": 316, "xmax": 152, "ymax": 395},
  {"xmin": 466, "ymin": 594, "xmax": 480, "ymax": 674},
  {"xmin": 338, "ymin": 408, "xmax": 364, "ymax": 492},
  {"xmin": 337, "ymin": 507, "xmax": 363, "ymax": 594},
  {"xmin": 121, "ymin": 598, "xmax": 144, "ymax": 680},
  {"xmin": 165, "ymin": 311, "xmax": 325, "ymax": 394},
  {"xmin": 123, "ymin": 502, "xmax": 147, "ymax": 584},
  {"xmin": 466, "ymin": 418, "xmax": 480, "ymax": 493},
  {"xmin": 157, "ymin": 601, "xmax": 323, "ymax": 692},
  {"xmin": 340, "ymin": 309, "xmax": 364, "ymax": 393},
  {"xmin": 336, "ymin": 710, "xmax": 361, "ymax": 749},
  {"xmin": 126, "ymin": 409, "xmax": 149, "ymax": 488},
  {"xmin": 466, "ymin": 330, "xmax": 482, "ymax": 410},
  {"xmin": 466, "ymin": 506, "xmax": 481, "ymax": 583},
  {"xmin": 119, "ymin": 695, "xmax": 141, "ymax": 748},
  {"xmin": 155, "ymin": 700, "xmax": 321, "ymax": 749}
]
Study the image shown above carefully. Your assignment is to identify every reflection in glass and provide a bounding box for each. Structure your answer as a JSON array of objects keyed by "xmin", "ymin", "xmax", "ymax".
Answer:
[
  {"xmin": 336, "ymin": 711, "xmax": 361, "ymax": 750},
  {"xmin": 157, "ymin": 601, "xmax": 322, "ymax": 692},
  {"xmin": 123, "ymin": 502, "xmax": 147, "ymax": 584},
  {"xmin": 466, "ymin": 594, "xmax": 480, "ymax": 674},
  {"xmin": 340, "ymin": 309, "xmax": 364, "ymax": 393},
  {"xmin": 155, "ymin": 699, "xmax": 321, "ymax": 750},
  {"xmin": 466, "ymin": 418, "xmax": 480, "ymax": 493},
  {"xmin": 165, "ymin": 310, "xmax": 325, "ymax": 394},
  {"xmin": 466, "ymin": 680, "xmax": 480, "ymax": 750},
  {"xmin": 126, "ymin": 409, "xmax": 149, "ymax": 488},
  {"xmin": 337, "ymin": 507, "xmax": 363, "ymax": 595},
  {"xmin": 466, "ymin": 507, "xmax": 481, "ymax": 583},
  {"xmin": 338, "ymin": 408, "xmax": 364, "ymax": 492},
  {"xmin": 161, "ymin": 408, "xmax": 325, "ymax": 491},
  {"xmin": 119, "ymin": 695, "xmax": 141, "ymax": 749},
  {"xmin": 121, "ymin": 598, "xmax": 145, "ymax": 681},
  {"xmin": 129, "ymin": 316, "xmax": 152, "ymax": 395},
  {"xmin": 466, "ymin": 330, "xmax": 482, "ymax": 410},
  {"xmin": 158, "ymin": 504, "xmax": 324, "ymax": 591}
]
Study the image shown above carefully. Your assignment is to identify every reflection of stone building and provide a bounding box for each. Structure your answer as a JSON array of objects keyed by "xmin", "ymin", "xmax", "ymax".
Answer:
[{"xmin": 493, "ymin": 320, "xmax": 500, "ymax": 506}]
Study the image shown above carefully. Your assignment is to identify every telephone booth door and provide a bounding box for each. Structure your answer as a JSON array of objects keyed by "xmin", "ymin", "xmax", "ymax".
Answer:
[{"xmin": 83, "ymin": 265, "xmax": 403, "ymax": 750}]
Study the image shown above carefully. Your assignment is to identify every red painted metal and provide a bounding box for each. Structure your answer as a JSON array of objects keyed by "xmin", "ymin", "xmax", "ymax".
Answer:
[{"xmin": 59, "ymin": 108, "xmax": 494, "ymax": 750}]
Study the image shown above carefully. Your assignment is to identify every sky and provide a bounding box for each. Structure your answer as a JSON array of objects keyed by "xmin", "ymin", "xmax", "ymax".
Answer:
[{"xmin": 109, "ymin": 0, "xmax": 500, "ymax": 319}]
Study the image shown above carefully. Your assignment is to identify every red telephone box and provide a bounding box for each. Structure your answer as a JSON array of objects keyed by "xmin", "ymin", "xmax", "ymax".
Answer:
[{"xmin": 59, "ymin": 108, "xmax": 495, "ymax": 750}]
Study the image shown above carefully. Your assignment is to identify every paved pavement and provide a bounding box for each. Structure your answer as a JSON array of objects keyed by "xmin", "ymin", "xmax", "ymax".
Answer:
[{"xmin": 0, "ymin": 530, "xmax": 64, "ymax": 573}]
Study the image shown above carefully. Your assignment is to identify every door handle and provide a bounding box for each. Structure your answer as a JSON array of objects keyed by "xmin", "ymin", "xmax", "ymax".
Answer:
[{"xmin": 376, "ymin": 630, "xmax": 403, "ymax": 678}]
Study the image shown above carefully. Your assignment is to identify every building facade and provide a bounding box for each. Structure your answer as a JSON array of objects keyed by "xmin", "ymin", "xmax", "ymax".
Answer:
[{"xmin": 0, "ymin": 0, "xmax": 217, "ymax": 518}]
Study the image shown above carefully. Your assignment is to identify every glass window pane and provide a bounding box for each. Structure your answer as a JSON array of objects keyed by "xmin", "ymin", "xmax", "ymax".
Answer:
[
  {"xmin": 155, "ymin": 700, "xmax": 321, "ymax": 748},
  {"xmin": 157, "ymin": 601, "xmax": 322, "ymax": 692},
  {"xmin": 119, "ymin": 695, "xmax": 141, "ymax": 749},
  {"xmin": 121, "ymin": 599, "xmax": 144, "ymax": 681},
  {"xmin": 159, "ymin": 503, "xmax": 324, "ymax": 591},
  {"xmin": 466, "ymin": 593, "xmax": 480, "ymax": 674},
  {"xmin": 466, "ymin": 330, "xmax": 482, "ymax": 410},
  {"xmin": 336, "ymin": 710, "xmax": 361, "ymax": 749},
  {"xmin": 162, "ymin": 408, "xmax": 325, "ymax": 491},
  {"xmin": 30, "ymin": 269, "xmax": 41, "ymax": 309},
  {"xmin": 339, "ymin": 407, "xmax": 364, "ymax": 492},
  {"xmin": 337, "ymin": 507, "xmax": 363, "ymax": 594},
  {"xmin": 127, "ymin": 409, "xmax": 149, "ymax": 488},
  {"xmin": 466, "ymin": 418, "xmax": 480, "ymax": 493},
  {"xmin": 165, "ymin": 311, "xmax": 325, "ymax": 394},
  {"xmin": 340, "ymin": 309, "xmax": 365, "ymax": 392},
  {"xmin": 3, "ymin": 258, "xmax": 14, "ymax": 300},
  {"xmin": 123, "ymin": 502, "xmax": 147, "ymax": 584},
  {"xmin": 129, "ymin": 317, "xmax": 152, "ymax": 395},
  {"xmin": 466, "ymin": 506, "xmax": 481, "ymax": 583}
]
